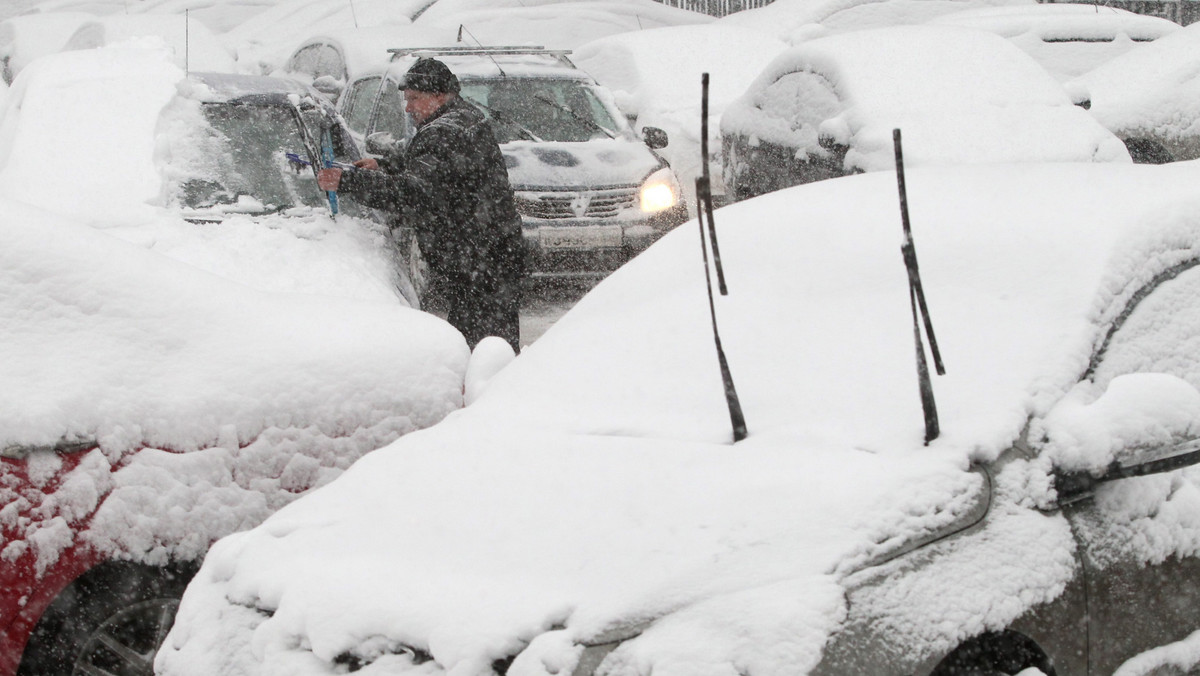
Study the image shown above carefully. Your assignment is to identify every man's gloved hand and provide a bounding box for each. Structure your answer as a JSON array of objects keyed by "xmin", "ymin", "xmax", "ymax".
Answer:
[
  {"xmin": 354, "ymin": 158, "xmax": 380, "ymax": 171},
  {"xmin": 317, "ymin": 168, "xmax": 342, "ymax": 191}
]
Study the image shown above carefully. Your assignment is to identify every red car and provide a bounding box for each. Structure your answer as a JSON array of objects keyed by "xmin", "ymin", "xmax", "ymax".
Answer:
[{"xmin": 0, "ymin": 52, "xmax": 467, "ymax": 676}]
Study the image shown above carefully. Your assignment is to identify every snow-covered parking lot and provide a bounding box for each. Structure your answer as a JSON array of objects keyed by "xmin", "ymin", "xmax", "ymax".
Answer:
[{"xmin": 5, "ymin": 0, "xmax": 1200, "ymax": 675}]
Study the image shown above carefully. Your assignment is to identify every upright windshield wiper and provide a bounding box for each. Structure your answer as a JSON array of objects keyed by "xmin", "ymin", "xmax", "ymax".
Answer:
[
  {"xmin": 532, "ymin": 94, "xmax": 616, "ymax": 139},
  {"xmin": 467, "ymin": 97, "xmax": 542, "ymax": 141}
]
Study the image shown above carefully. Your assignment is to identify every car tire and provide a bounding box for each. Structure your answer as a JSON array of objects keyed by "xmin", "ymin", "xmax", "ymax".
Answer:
[
  {"xmin": 1123, "ymin": 137, "xmax": 1173, "ymax": 165},
  {"xmin": 17, "ymin": 561, "xmax": 197, "ymax": 676},
  {"xmin": 929, "ymin": 630, "xmax": 1054, "ymax": 676}
]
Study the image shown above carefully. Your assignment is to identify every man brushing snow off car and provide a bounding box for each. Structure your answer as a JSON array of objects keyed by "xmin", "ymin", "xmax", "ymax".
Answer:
[{"xmin": 319, "ymin": 57, "xmax": 525, "ymax": 352}]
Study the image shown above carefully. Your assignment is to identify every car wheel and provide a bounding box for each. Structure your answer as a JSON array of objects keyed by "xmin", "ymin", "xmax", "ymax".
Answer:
[
  {"xmin": 929, "ymin": 630, "xmax": 1053, "ymax": 676},
  {"xmin": 1123, "ymin": 137, "xmax": 1173, "ymax": 165},
  {"xmin": 18, "ymin": 561, "xmax": 197, "ymax": 676}
]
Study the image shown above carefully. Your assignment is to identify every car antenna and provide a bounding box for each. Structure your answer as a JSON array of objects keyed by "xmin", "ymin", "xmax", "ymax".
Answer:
[
  {"xmin": 348, "ymin": 0, "xmax": 359, "ymax": 28},
  {"xmin": 696, "ymin": 72, "xmax": 747, "ymax": 442},
  {"xmin": 892, "ymin": 128, "xmax": 945, "ymax": 445},
  {"xmin": 457, "ymin": 26, "xmax": 506, "ymax": 77},
  {"xmin": 184, "ymin": 9, "xmax": 189, "ymax": 74}
]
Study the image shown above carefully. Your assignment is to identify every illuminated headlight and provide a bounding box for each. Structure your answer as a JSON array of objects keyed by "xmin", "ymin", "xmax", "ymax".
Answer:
[{"xmin": 639, "ymin": 167, "xmax": 680, "ymax": 214}]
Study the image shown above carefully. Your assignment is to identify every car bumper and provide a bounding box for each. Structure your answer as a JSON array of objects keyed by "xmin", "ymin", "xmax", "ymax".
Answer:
[{"xmin": 520, "ymin": 203, "xmax": 689, "ymax": 280}]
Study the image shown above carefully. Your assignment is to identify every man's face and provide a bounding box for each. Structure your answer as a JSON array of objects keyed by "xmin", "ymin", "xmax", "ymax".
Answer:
[{"xmin": 405, "ymin": 90, "xmax": 449, "ymax": 125}]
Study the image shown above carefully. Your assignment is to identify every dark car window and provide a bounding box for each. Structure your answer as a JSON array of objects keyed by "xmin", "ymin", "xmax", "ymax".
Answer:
[
  {"xmin": 173, "ymin": 102, "xmax": 326, "ymax": 211},
  {"xmin": 371, "ymin": 79, "xmax": 411, "ymax": 142},
  {"xmin": 757, "ymin": 71, "xmax": 840, "ymax": 142},
  {"xmin": 460, "ymin": 78, "xmax": 620, "ymax": 143},
  {"xmin": 313, "ymin": 45, "xmax": 345, "ymax": 81},
  {"xmin": 289, "ymin": 45, "xmax": 323, "ymax": 76},
  {"xmin": 290, "ymin": 43, "xmax": 343, "ymax": 81},
  {"xmin": 344, "ymin": 76, "xmax": 382, "ymax": 134},
  {"xmin": 1090, "ymin": 262, "xmax": 1200, "ymax": 391}
]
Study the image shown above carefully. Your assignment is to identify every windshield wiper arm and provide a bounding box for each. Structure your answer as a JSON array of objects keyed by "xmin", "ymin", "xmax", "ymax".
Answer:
[
  {"xmin": 532, "ymin": 94, "xmax": 616, "ymax": 139},
  {"xmin": 468, "ymin": 98, "xmax": 542, "ymax": 141}
]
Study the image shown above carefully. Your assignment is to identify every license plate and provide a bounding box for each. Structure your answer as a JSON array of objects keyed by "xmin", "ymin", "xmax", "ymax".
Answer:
[{"xmin": 540, "ymin": 225, "xmax": 623, "ymax": 250}]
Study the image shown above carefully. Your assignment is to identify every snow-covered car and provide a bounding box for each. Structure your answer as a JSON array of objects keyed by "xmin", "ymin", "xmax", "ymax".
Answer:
[
  {"xmin": 928, "ymin": 2, "xmax": 1179, "ymax": 82},
  {"xmin": 0, "ymin": 45, "xmax": 469, "ymax": 676},
  {"xmin": 1068, "ymin": 21, "xmax": 1200, "ymax": 164},
  {"xmin": 338, "ymin": 45, "xmax": 689, "ymax": 280},
  {"xmin": 159, "ymin": 156, "xmax": 1200, "ymax": 675},
  {"xmin": 720, "ymin": 24, "xmax": 1129, "ymax": 202}
]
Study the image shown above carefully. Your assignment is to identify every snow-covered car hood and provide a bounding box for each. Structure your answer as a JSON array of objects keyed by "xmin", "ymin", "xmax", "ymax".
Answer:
[
  {"xmin": 159, "ymin": 161, "xmax": 1200, "ymax": 676},
  {"xmin": 503, "ymin": 138, "xmax": 664, "ymax": 190}
]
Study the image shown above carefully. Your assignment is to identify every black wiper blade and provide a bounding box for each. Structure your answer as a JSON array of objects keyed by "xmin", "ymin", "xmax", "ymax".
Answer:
[
  {"xmin": 893, "ymin": 128, "xmax": 945, "ymax": 445},
  {"xmin": 468, "ymin": 97, "xmax": 542, "ymax": 141},
  {"xmin": 532, "ymin": 94, "xmax": 616, "ymax": 139}
]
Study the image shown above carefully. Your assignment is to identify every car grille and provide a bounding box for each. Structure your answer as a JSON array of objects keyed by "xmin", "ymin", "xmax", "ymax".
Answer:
[{"xmin": 515, "ymin": 187, "xmax": 639, "ymax": 221}]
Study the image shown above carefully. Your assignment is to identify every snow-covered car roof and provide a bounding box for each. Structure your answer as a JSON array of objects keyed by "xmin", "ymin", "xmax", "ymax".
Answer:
[
  {"xmin": 63, "ymin": 14, "xmax": 237, "ymax": 73},
  {"xmin": 0, "ymin": 11, "xmax": 93, "ymax": 84},
  {"xmin": 158, "ymin": 158, "xmax": 1200, "ymax": 676},
  {"xmin": 228, "ymin": 0, "xmax": 432, "ymax": 75},
  {"xmin": 720, "ymin": 23, "xmax": 1128, "ymax": 174},
  {"xmin": 929, "ymin": 3, "xmax": 1180, "ymax": 81},
  {"xmin": 713, "ymin": 0, "xmax": 1022, "ymax": 43},
  {"xmin": 415, "ymin": 0, "xmax": 714, "ymax": 49},
  {"xmin": 1070, "ymin": 21, "xmax": 1200, "ymax": 145},
  {"xmin": 21, "ymin": 0, "xmax": 279, "ymax": 33}
]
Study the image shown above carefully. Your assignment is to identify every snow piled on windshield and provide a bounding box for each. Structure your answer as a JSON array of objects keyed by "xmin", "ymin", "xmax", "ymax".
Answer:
[
  {"xmin": 160, "ymin": 160, "xmax": 1200, "ymax": 676},
  {"xmin": 720, "ymin": 25, "xmax": 1128, "ymax": 174}
]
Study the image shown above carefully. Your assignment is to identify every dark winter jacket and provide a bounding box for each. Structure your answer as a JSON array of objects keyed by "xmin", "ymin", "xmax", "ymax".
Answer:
[
  {"xmin": 338, "ymin": 95, "xmax": 525, "ymax": 350},
  {"xmin": 339, "ymin": 96, "xmax": 524, "ymax": 286}
]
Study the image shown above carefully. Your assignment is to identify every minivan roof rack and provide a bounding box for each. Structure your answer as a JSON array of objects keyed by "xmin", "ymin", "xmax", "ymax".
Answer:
[{"xmin": 387, "ymin": 46, "xmax": 575, "ymax": 67}]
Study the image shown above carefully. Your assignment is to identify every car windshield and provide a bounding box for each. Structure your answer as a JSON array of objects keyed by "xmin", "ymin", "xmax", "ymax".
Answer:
[
  {"xmin": 460, "ymin": 78, "xmax": 620, "ymax": 143},
  {"xmin": 174, "ymin": 102, "xmax": 326, "ymax": 212}
]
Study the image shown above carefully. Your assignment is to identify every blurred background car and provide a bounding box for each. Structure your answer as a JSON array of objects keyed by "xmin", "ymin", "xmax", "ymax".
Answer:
[
  {"xmin": 158, "ymin": 154, "xmax": 1200, "ymax": 676},
  {"xmin": 720, "ymin": 23, "xmax": 1129, "ymax": 202},
  {"xmin": 1069, "ymin": 21, "xmax": 1200, "ymax": 163},
  {"xmin": 928, "ymin": 2, "xmax": 1179, "ymax": 82},
  {"xmin": 0, "ymin": 43, "xmax": 470, "ymax": 676},
  {"xmin": 573, "ymin": 23, "xmax": 788, "ymax": 206}
]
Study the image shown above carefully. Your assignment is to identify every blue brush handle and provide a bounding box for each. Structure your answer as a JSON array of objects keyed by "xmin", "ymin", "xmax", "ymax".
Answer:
[{"xmin": 321, "ymin": 127, "xmax": 339, "ymax": 216}]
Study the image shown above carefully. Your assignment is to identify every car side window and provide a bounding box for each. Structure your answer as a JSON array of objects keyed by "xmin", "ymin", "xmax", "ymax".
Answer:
[
  {"xmin": 344, "ymin": 77, "xmax": 381, "ymax": 134},
  {"xmin": 756, "ymin": 71, "xmax": 840, "ymax": 137},
  {"xmin": 313, "ymin": 45, "xmax": 344, "ymax": 81},
  {"xmin": 371, "ymin": 80, "xmax": 410, "ymax": 141},
  {"xmin": 289, "ymin": 45, "xmax": 322, "ymax": 77},
  {"xmin": 1090, "ymin": 262, "xmax": 1200, "ymax": 391}
]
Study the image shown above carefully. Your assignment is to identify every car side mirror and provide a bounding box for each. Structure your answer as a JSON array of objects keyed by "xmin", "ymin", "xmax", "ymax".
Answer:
[
  {"xmin": 1055, "ymin": 438, "xmax": 1200, "ymax": 505},
  {"xmin": 819, "ymin": 134, "xmax": 842, "ymax": 151},
  {"xmin": 642, "ymin": 126, "xmax": 668, "ymax": 150},
  {"xmin": 365, "ymin": 131, "xmax": 399, "ymax": 156},
  {"xmin": 1044, "ymin": 373, "xmax": 1200, "ymax": 505},
  {"xmin": 312, "ymin": 75, "xmax": 344, "ymax": 100}
]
